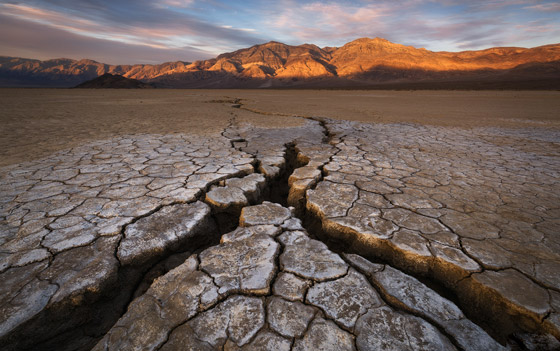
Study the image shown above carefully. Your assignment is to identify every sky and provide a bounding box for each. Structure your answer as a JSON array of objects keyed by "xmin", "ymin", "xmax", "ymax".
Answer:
[{"xmin": 0, "ymin": 0, "xmax": 559, "ymax": 64}]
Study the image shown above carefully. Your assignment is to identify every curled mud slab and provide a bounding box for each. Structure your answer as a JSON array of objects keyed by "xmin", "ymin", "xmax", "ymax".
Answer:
[
  {"xmin": 94, "ymin": 203, "xmax": 503, "ymax": 351},
  {"xmin": 304, "ymin": 120, "xmax": 560, "ymax": 345},
  {"xmin": 0, "ymin": 134, "xmax": 253, "ymax": 350},
  {"xmin": 1, "ymin": 114, "xmax": 559, "ymax": 350}
]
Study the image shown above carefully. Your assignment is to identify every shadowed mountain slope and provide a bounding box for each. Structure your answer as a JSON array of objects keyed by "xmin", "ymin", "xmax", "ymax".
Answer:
[
  {"xmin": 1, "ymin": 38, "xmax": 559, "ymax": 88},
  {"xmin": 74, "ymin": 73, "xmax": 155, "ymax": 89}
]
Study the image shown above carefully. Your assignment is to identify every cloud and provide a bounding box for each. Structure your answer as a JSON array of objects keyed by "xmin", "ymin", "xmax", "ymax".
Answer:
[
  {"xmin": 221, "ymin": 25, "xmax": 255, "ymax": 32},
  {"xmin": 0, "ymin": 0, "xmax": 266, "ymax": 61},
  {"xmin": 463, "ymin": 0, "xmax": 533, "ymax": 11},
  {"xmin": 516, "ymin": 19, "xmax": 560, "ymax": 35},
  {"xmin": 267, "ymin": 1, "xmax": 390, "ymax": 44},
  {"xmin": 0, "ymin": 13, "xmax": 212, "ymax": 64},
  {"xmin": 157, "ymin": 0, "xmax": 195, "ymax": 8},
  {"xmin": 0, "ymin": 0, "xmax": 558, "ymax": 63},
  {"xmin": 524, "ymin": 3, "xmax": 560, "ymax": 12},
  {"xmin": 258, "ymin": 0, "xmax": 559, "ymax": 51}
]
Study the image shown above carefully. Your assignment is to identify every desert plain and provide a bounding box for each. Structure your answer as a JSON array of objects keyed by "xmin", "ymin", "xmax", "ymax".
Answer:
[
  {"xmin": 2, "ymin": 89, "xmax": 559, "ymax": 166},
  {"xmin": 1, "ymin": 88, "xmax": 560, "ymax": 350}
]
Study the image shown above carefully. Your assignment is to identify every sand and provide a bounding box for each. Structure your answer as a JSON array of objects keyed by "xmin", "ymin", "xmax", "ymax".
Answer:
[{"xmin": 1, "ymin": 88, "xmax": 559, "ymax": 166}]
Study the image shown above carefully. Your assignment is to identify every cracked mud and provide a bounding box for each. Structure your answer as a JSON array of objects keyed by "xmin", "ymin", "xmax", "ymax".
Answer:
[{"xmin": 1, "ymin": 111, "xmax": 559, "ymax": 350}]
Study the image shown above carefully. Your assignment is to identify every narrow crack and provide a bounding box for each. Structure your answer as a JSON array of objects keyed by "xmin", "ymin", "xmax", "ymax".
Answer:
[
  {"xmin": 291, "ymin": 118, "xmax": 559, "ymax": 345},
  {"xmin": 6, "ymin": 104, "xmax": 557, "ymax": 350},
  {"xmin": 341, "ymin": 254, "xmax": 467, "ymax": 351},
  {"xmin": 4, "ymin": 147, "xmax": 265, "ymax": 350}
]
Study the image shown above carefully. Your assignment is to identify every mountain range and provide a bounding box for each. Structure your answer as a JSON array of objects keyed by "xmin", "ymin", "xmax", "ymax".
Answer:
[{"xmin": 1, "ymin": 37, "xmax": 559, "ymax": 89}]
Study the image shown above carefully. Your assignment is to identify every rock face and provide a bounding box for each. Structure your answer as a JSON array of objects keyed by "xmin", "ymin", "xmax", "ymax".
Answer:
[
  {"xmin": 1, "ymin": 114, "xmax": 559, "ymax": 350},
  {"xmin": 2, "ymin": 37, "xmax": 560, "ymax": 88}
]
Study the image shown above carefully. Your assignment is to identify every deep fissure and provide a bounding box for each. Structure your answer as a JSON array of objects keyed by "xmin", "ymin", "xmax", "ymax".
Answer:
[
  {"xmin": 79, "ymin": 141, "xmax": 302, "ymax": 350},
  {"xmin": 8, "ymin": 154, "xmax": 276, "ymax": 351},
  {"xmin": 247, "ymin": 107, "xmax": 555, "ymax": 346},
  {"xmin": 6, "ymin": 104, "xmax": 557, "ymax": 350},
  {"xmin": 226, "ymin": 114, "xmax": 491, "ymax": 348}
]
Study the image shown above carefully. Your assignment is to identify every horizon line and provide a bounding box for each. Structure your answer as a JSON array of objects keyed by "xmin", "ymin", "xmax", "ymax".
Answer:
[{"xmin": 2, "ymin": 37, "xmax": 559, "ymax": 66}]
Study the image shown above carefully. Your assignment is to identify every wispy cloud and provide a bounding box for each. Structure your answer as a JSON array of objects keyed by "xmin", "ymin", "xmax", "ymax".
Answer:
[
  {"xmin": 0, "ymin": 0, "xmax": 558, "ymax": 63},
  {"xmin": 2, "ymin": 3, "xmax": 166, "ymax": 48},
  {"xmin": 157, "ymin": 0, "xmax": 195, "ymax": 8},
  {"xmin": 524, "ymin": 2, "xmax": 560, "ymax": 12},
  {"xmin": 221, "ymin": 25, "xmax": 255, "ymax": 32},
  {"xmin": 258, "ymin": 0, "xmax": 559, "ymax": 51},
  {"xmin": 0, "ymin": 13, "xmax": 211, "ymax": 64},
  {"xmin": 268, "ymin": 1, "xmax": 389, "ymax": 43},
  {"xmin": 0, "ymin": 0, "xmax": 265, "ymax": 62}
]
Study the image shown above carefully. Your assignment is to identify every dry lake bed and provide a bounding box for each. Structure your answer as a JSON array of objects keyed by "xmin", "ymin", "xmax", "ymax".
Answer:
[{"xmin": 1, "ymin": 89, "xmax": 559, "ymax": 350}]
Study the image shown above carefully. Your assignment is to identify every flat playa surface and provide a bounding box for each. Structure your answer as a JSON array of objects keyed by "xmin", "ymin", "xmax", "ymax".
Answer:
[
  {"xmin": 0, "ymin": 89, "xmax": 304, "ymax": 167},
  {"xmin": 1, "ymin": 88, "xmax": 559, "ymax": 350},
  {"xmin": 231, "ymin": 89, "xmax": 560, "ymax": 127},
  {"xmin": 1, "ymin": 89, "xmax": 559, "ymax": 166}
]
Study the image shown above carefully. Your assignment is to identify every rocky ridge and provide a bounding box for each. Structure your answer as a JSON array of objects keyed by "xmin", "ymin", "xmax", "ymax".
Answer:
[
  {"xmin": 1, "ymin": 37, "xmax": 559, "ymax": 87},
  {"xmin": 1, "ymin": 105, "xmax": 559, "ymax": 350}
]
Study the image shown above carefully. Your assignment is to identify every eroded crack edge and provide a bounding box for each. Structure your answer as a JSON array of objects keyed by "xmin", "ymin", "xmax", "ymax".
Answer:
[
  {"xmin": 7, "ymin": 100, "xmax": 557, "ymax": 350},
  {"xmin": 215, "ymin": 114, "xmax": 470, "ymax": 349},
  {"xmin": 286, "ymin": 115, "xmax": 559, "ymax": 345},
  {"xmin": 224, "ymin": 99, "xmax": 558, "ymax": 344},
  {"xmin": 1, "ymin": 127, "xmax": 281, "ymax": 351}
]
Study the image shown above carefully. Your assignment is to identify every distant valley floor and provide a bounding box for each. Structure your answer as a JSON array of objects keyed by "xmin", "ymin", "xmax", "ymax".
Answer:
[{"xmin": 1, "ymin": 89, "xmax": 559, "ymax": 167}]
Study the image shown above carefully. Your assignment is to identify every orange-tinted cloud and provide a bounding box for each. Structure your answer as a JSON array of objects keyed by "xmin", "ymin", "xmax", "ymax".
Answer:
[{"xmin": 0, "ymin": 0, "xmax": 558, "ymax": 63}]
